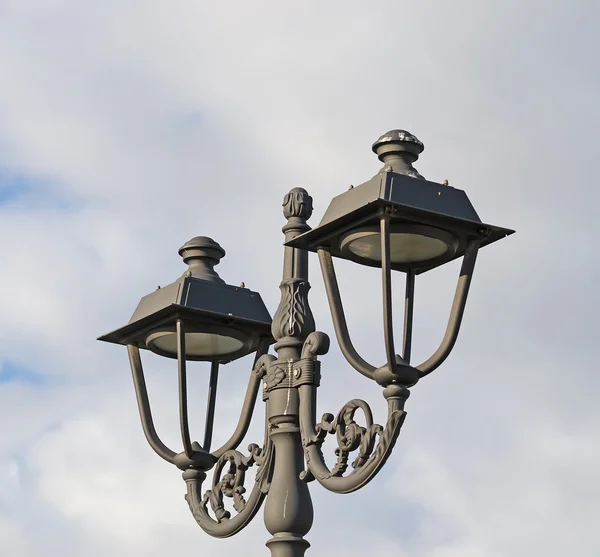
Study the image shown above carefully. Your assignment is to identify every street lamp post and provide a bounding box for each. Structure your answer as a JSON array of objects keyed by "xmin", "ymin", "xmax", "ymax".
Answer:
[{"xmin": 99, "ymin": 130, "xmax": 513, "ymax": 557}]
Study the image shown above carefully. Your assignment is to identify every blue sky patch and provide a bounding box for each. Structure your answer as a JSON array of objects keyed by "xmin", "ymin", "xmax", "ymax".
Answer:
[
  {"xmin": 0, "ymin": 362, "xmax": 47, "ymax": 385},
  {"xmin": 0, "ymin": 171, "xmax": 33, "ymax": 204},
  {"xmin": 0, "ymin": 168, "xmax": 73, "ymax": 210}
]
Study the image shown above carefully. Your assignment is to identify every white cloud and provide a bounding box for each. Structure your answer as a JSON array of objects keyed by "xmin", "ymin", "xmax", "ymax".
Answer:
[
  {"xmin": 391, "ymin": 421, "xmax": 600, "ymax": 557},
  {"xmin": 0, "ymin": 0, "xmax": 598, "ymax": 556}
]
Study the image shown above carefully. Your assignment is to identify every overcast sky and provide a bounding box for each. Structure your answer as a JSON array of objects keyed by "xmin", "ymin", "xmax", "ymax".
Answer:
[{"xmin": 0, "ymin": 1, "xmax": 598, "ymax": 556}]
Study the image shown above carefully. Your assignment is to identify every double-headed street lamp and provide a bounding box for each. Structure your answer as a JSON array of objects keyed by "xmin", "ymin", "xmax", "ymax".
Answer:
[{"xmin": 99, "ymin": 130, "xmax": 513, "ymax": 557}]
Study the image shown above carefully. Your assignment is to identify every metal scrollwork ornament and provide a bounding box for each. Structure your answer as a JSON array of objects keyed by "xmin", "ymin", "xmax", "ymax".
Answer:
[
  {"xmin": 184, "ymin": 438, "xmax": 274, "ymax": 538},
  {"xmin": 297, "ymin": 333, "xmax": 409, "ymax": 494},
  {"xmin": 312, "ymin": 400, "xmax": 383, "ymax": 476},
  {"xmin": 203, "ymin": 441, "xmax": 272, "ymax": 520}
]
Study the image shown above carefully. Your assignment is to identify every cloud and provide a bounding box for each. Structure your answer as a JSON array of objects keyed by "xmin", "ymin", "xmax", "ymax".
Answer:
[
  {"xmin": 0, "ymin": 0, "xmax": 598, "ymax": 556},
  {"xmin": 390, "ymin": 421, "xmax": 600, "ymax": 557}
]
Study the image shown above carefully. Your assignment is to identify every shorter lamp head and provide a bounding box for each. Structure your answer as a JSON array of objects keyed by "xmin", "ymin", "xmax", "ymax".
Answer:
[{"xmin": 98, "ymin": 236, "xmax": 273, "ymax": 362}]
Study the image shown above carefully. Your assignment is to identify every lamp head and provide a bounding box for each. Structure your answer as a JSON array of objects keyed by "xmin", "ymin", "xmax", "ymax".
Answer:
[
  {"xmin": 286, "ymin": 129, "xmax": 514, "ymax": 273},
  {"xmin": 98, "ymin": 237, "xmax": 273, "ymax": 362}
]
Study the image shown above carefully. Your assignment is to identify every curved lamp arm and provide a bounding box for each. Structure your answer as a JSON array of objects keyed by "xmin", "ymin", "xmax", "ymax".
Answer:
[
  {"xmin": 210, "ymin": 345, "xmax": 274, "ymax": 459},
  {"xmin": 127, "ymin": 345, "xmax": 177, "ymax": 465},
  {"xmin": 417, "ymin": 239, "xmax": 480, "ymax": 377},
  {"xmin": 318, "ymin": 249, "xmax": 376, "ymax": 380},
  {"xmin": 202, "ymin": 360, "xmax": 220, "ymax": 453},
  {"xmin": 176, "ymin": 320, "xmax": 194, "ymax": 460},
  {"xmin": 402, "ymin": 269, "xmax": 415, "ymax": 364},
  {"xmin": 380, "ymin": 214, "xmax": 401, "ymax": 374}
]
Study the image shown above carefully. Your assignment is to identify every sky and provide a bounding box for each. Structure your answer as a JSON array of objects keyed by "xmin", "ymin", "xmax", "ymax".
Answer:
[{"xmin": 0, "ymin": 1, "xmax": 599, "ymax": 556}]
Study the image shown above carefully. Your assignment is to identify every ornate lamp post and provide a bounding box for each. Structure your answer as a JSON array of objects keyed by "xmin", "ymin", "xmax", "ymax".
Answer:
[{"xmin": 99, "ymin": 130, "xmax": 513, "ymax": 557}]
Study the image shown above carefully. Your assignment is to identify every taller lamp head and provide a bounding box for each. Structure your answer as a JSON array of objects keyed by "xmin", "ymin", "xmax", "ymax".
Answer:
[{"xmin": 287, "ymin": 129, "xmax": 514, "ymax": 273}]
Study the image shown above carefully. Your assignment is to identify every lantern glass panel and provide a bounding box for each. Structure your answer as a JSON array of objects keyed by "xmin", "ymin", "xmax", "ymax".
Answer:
[
  {"xmin": 343, "ymin": 230, "xmax": 449, "ymax": 264},
  {"xmin": 146, "ymin": 330, "xmax": 245, "ymax": 359}
]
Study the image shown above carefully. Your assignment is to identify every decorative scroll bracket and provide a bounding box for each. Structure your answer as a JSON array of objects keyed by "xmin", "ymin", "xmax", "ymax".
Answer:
[
  {"xmin": 297, "ymin": 333, "xmax": 409, "ymax": 493},
  {"xmin": 183, "ymin": 438, "xmax": 275, "ymax": 538}
]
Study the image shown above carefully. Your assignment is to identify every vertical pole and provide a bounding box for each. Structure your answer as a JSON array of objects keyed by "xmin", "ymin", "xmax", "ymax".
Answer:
[{"xmin": 264, "ymin": 188, "xmax": 315, "ymax": 557}]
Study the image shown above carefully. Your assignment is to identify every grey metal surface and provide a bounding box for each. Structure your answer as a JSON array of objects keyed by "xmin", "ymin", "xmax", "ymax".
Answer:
[
  {"xmin": 416, "ymin": 239, "xmax": 479, "ymax": 376},
  {"xmin": 177, "ymin": 319, "xmax": 194, "ymax": 459},
  {"xmin": 98, "ymin": 236, "xmax": 273, "ymax": 362},
  {"xmin": 286, "ymin": 131, "xmax": 513, "ymax": 274},
  {"xmin": 403, "ymin": 269, "xmax": 415, "ymax": 363},
  {"xmin": 317, "ymin": 248, "xmax": 376, "ymax": 379},
  {"xmin": 98, "ymin": 129, "xmax": 514, "ymax": 556},
  {"xmin": 202, "ymin": 361, "xmax": 220, "ymax": 452}
]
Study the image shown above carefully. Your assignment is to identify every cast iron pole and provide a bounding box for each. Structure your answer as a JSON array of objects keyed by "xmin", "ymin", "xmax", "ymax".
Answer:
[{"xmin": 264, "ymin": 187, "xmax": 315, "ymax": 557}]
